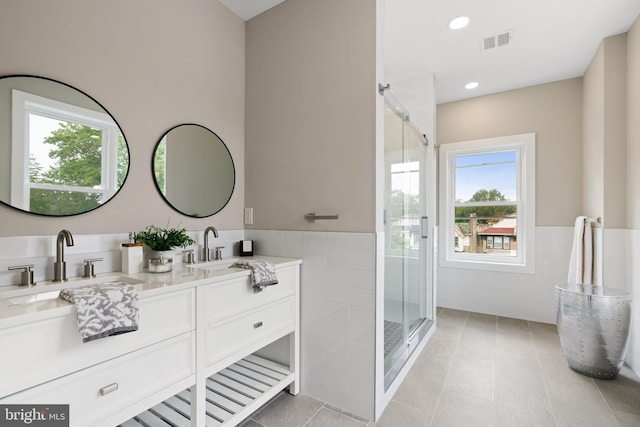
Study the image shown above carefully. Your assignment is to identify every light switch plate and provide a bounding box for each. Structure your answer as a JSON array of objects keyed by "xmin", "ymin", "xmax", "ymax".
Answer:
[{"xmin": 244, "ymin": 208, "xmax": 253, "ymax": 225}]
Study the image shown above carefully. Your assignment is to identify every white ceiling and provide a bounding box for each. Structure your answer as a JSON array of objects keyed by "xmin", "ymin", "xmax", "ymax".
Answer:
[
  {"xmin": 385, "ymin": 0, "xmax": 640, "ymax": 104},
  {"xmin": 218, "ymin": 0, "xmax": 286, "ymax": 21},
  {"xmin": 222, "ymin": 0, "xmax": 640, "ymax": 105}
]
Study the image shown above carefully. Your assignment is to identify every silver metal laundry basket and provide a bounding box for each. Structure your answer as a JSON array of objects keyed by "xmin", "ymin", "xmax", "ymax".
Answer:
[{"xmin": 555, "ymin": 283, "xmax": 632, "ymax": 379}]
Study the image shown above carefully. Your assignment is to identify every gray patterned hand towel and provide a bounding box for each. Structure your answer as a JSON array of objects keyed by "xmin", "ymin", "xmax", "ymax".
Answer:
[
  {"xmin": 230, "ymin": 259, "xmax": 279, "ymax": 290},
  {"xmin": 59, "ymin": 282, "xmax": 139, "ymax": 343}
]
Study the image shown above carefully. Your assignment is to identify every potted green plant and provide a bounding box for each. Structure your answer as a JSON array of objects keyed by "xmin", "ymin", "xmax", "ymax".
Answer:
[
  {"xmin": 133, "ymin": 225, "xmax": 195, "ymax": 251},
  {"xmin": 134, "ymin": 224, "xmax": 195, "ymax": 272}
]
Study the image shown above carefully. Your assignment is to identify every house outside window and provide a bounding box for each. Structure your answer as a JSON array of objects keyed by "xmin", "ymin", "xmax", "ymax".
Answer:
[
  {"xmin": 439, "ymin": 133, "xmax": 535, "ymax": 273},
  {"xmin": 479, "ymin": 226, "xmax": 516, "ymax": 252}
]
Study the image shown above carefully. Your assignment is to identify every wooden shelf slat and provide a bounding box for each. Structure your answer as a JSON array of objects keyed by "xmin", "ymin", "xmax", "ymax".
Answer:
[{"xmin": 120, "ymin": 355, "xmax": 293, "ymax": 427}]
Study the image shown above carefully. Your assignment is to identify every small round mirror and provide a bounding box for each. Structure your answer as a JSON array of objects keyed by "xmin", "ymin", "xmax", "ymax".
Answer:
[{"xmin": 153, "ymin": 124, "xmax": 235, "ymax": 218}]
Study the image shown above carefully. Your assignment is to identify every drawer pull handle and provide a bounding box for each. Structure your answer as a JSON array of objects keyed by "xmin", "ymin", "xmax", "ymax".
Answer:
[
  {"xmin": 99, "ymin": 383, "xmax": 119, "ymax": 396},
  {"xmin": 254, "ymin": 321, "xmax": 263, "ymax": 329}
]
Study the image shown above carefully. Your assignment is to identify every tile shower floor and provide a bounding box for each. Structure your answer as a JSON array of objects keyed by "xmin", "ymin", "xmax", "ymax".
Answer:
[
  {"xmin": 240, "ymin": 308, "xmax": 640, "ymax": 427},
  {"xmin": 384, "ymin": 320, "xmax": 403, "ymax": 358}
]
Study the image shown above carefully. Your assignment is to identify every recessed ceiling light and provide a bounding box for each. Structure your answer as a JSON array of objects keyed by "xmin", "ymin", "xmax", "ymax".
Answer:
[
  {"xmin": 449, "ymin": 16, "xmax": 470, "ymax": 30},
  {"xmin": 465, "ymin": 81, "xmax": 479, "ymax": 89}
]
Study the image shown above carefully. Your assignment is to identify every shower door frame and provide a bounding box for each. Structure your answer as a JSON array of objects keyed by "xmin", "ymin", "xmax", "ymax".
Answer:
[{"xmin": 378, "ymin": 93, "xmax": 437, "ymax": 399}]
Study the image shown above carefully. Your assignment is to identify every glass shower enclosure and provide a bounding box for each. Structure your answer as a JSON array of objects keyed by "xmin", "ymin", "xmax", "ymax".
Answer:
[{"xmin": 383, "ymin": 92, "xmax": 434, "ymax": 388}]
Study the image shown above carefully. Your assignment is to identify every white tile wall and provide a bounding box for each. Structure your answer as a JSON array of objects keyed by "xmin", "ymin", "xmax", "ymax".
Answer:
[
  {"xmin": 627, "ymin": 229, "xmax": 640, "ymax": 377},
  {"xmin": 603, "ymin": 228, "xmax": 629, "ymax": 291},
  {"xmin": 437, "ymin": 225, "xmax": 640, "ymax": 379},
  {"xmin": 246, "ymin": 230, "xmax": 376, "ymax": 420},
  {"xmin": 0, "ymin": 229, "xmax": 244, "ymax": 286},
  {"xmin": 437, "ymin": 226, "xmax": 575, "ymax": 323}
]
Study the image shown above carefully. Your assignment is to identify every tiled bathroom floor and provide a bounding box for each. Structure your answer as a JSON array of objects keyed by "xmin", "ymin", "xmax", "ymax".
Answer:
[{"xmin": 241, "ymin": 308, "xmax": 640, "ymax": 427}]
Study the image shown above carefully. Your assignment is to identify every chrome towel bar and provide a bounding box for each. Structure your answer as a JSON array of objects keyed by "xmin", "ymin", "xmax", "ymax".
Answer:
[{"xmin": 304, "ymin": 213, "xmax": 339, "ymax": 222}]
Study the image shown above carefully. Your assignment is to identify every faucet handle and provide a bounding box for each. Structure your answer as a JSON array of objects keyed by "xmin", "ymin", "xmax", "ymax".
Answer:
[
  {"xmin": 82, "ymin": 258, "xmax": 103, "ymax": 278},
  {"xmin": 182, "ymin": 249, "xmax": 196, "ymax": 264},
  {"xmin": 8, "ymin": 264, "xmax": 36, "ymax": 287},
  {"xmin": 214, "ymin": 246, "xmax": 225, "ymax": 261}
]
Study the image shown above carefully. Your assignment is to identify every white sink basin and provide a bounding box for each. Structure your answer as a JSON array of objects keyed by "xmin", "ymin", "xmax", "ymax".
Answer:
[
  {"xmin": 7, "ymin": 290, "xmax": 63, "ymax": 306},
  {"xmin": 0, "ymin": 275, "xmax": 145, "ymax": 306},
  {"xmin": 190, "ymin": 258, "xmax": 240, "ymax": 272}
]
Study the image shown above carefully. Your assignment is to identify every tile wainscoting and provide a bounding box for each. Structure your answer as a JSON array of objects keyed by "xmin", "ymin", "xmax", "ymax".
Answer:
[
  {"xmin": 246, "ymin": 230, "xmax": 377, "ymax": 420},
  {"xmin": 438, "ymin": 226, "xmax": 639, "ymax": 379},
  {"xmin": 627, "ymin": 228, "xmax": 640, "ymax": 376},
  {"xmin": 0, "ymin": 230, "xmax": 244, "ymax": 287},
  {"xmin": 437, "ymin": 226, "xmax": 575, "ymax": 324}
]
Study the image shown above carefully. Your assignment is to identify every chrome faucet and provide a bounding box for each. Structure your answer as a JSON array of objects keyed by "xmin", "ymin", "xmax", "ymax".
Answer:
[
  {"xmin": 203, "ymin": 226, "xmax": 219, "ymax": 262},
  {"xmin": 53, "ymin": 229, "xmax": 74, "ymax": 282}
]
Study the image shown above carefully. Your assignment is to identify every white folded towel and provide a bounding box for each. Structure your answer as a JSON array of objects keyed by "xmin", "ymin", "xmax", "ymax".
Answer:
[
  {"xmin": 567, "ymin": 216, "xmax": 593, "ymax": 284},
  {"xmin": 59, "ymin": 282, "xmax": 139, "ymax": 343}
]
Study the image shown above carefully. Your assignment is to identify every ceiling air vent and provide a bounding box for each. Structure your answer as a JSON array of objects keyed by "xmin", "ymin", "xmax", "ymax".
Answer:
[
  {"xmin": 482, "ymin": 29, "xmax": 514, "ymax": 50},
  {"xmin": 483, "ymin": 37, "xmax": 496, "ymax": 50}
]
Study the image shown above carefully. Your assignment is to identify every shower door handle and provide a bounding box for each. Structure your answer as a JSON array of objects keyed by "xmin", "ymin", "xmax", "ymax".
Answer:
[{"xmin": 421, "ymin": 216, "xmax": 428, "ymax": 239}]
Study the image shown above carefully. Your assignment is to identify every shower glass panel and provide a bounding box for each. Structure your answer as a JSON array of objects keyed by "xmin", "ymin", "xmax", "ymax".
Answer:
[{"xmin": 383, "ymin": 93, "xmax": 430, "ymax": 389}]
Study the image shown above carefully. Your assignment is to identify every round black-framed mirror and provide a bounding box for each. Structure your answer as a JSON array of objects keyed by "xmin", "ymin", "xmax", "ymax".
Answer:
[
  {"xmin": 0, "ymin": 75, "xmax": 130, "ymax": 216},
  {"xmin": 152, "ymin": 123, "xmax": 235, "ymax": 218}
]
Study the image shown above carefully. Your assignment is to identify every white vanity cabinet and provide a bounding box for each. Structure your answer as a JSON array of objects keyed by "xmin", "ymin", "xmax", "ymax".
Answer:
[
  {"xmin": 0, "ymin": 257, "xmax": 300, "ymax": 427},
  {"xmin": 0, "ymin": 287, "xmax": 196, "ymax": 427},
  {"xmin": 205, "ymin": 264, "xmax": 298, "ymax": 369},
  {"xmin": 127, "ymin": 261, "xmax": 301, "ymax": 427},
  {"xmin": 196, "ymin": 264, "xmax": 300, "ymax": 426},
  {"xmin": 0, "ymin": 288, "xmax": 195, "ymax": 399},
  {"xmin": 3, "ymin": 333, "xmax": 195, "ymax": 427}
]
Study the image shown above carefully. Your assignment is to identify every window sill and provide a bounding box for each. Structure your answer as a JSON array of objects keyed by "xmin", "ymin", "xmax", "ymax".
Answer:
[{"xmin": 439, "ymin": 255, "xmax": 535, "ymax": 274}]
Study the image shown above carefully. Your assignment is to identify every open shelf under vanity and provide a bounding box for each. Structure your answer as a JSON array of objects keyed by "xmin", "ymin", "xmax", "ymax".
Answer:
[{"xmin": 120, "ymin": 354, "xmax": 293, "ymax": 427}]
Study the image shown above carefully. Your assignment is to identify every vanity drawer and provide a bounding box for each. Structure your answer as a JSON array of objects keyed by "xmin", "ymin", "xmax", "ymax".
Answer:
[
  {"xmin": 207, "ymin": 296, "xmax": 295, "ymax": 366},
  {"xmin": 2, "ymin": 332, "xmax": 194, "ymax": 427},
  {"xmin": 205, "ymin": 265, "xmax": 296, "ymax": 321},
  {"xmin": 0, "ymin": 288, "xmax": 195, "ymax": 398}
]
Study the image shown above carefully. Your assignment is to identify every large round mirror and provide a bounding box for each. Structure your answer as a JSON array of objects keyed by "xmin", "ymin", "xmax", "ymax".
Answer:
[
  {"xmin": 0, "ymin": 75, "xmax": 130, "ymax": 216},
  {"xmin": 153, "ymin": 124, "xmax": 235, "ymax": 218}
]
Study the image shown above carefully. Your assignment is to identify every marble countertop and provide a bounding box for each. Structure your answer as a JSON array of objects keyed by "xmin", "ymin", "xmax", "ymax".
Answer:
[{"xmin": 0, "ymin": 256, "xmax": 301, "ymax": 328}]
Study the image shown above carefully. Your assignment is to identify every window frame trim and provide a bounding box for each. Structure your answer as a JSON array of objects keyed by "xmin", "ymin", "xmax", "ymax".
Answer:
[
  {"xmin": 11, "ymin": 89, "xmax": 121, "ymax": 211},
  {"xmin": 439, "ymin": 133, "xmax": 536, "ymax": 274}
]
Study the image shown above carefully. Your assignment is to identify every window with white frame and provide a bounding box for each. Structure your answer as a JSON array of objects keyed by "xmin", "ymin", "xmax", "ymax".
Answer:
[
  {"xmin": 439, "ymin": 133, "xmax": 535, "ymax": 273},
  {"xmin": 11, "ymin": 90, "xmax": 127, "ymax": 216}
]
